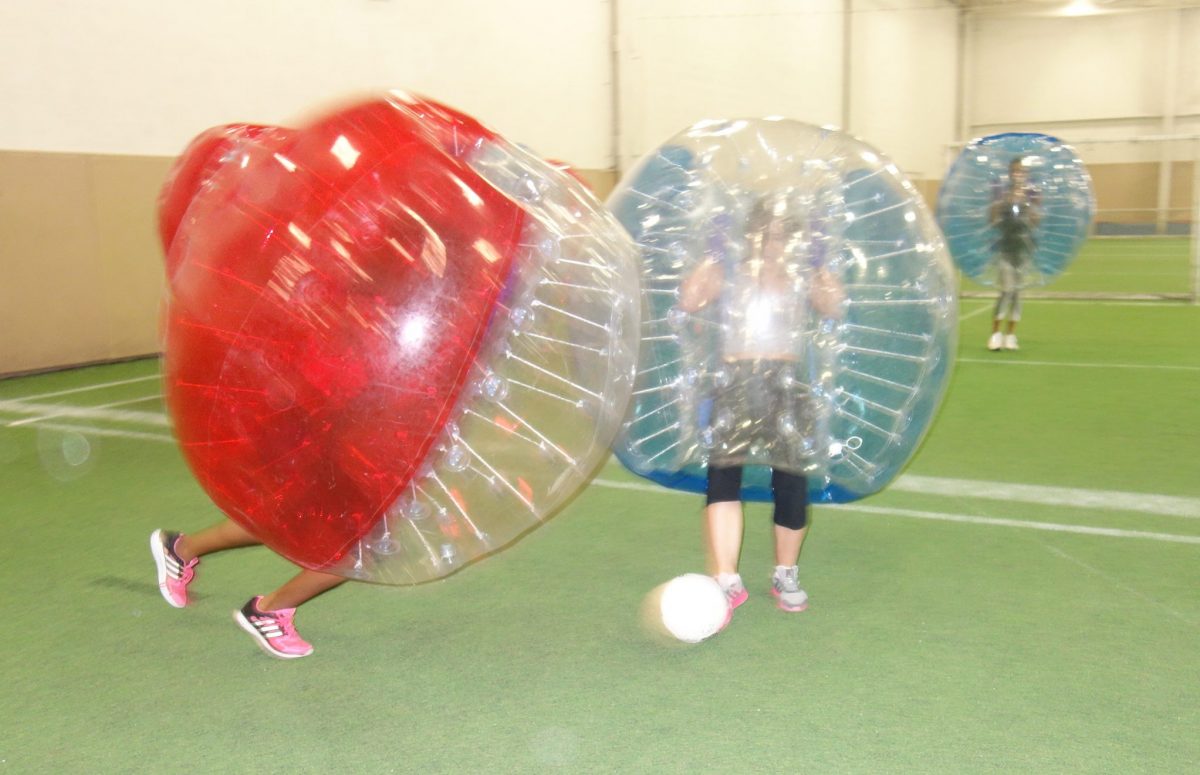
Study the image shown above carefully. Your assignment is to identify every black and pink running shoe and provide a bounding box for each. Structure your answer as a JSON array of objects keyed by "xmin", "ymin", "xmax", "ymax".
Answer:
[
  {"xmin": 233, "ymin": 597, "xmax": 314, "ymax": 660},
  {"xmin": 150, "ymin": 530, "xmax": 198, "ymax": 608},
  {"xmin": 770, "ymin": 566, "xmax": 809, "ymax": 612}
]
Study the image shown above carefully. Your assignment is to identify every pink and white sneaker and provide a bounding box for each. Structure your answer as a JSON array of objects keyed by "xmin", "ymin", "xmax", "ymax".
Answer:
[
  {"xmin": 150, "ymin": 530, "xmax": 198, "ymax": 608},
  {"xmin": 233, "ymin": 597, "xmax": 314, "ymax": 659},
  {"xmin": 771, "ymin": 565, "xmax": 809, "ymax": 612},
  {"xmin": 717, "ymin": 574, "xmax": 749, "ymax": 610},
  {"xmin": 713, "ymin": 574, "xmax": 747, "ymax": 632}
]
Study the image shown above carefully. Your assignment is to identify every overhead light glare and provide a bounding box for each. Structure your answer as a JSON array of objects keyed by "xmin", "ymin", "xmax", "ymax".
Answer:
[{"xmin": 1062, "ymin": 0, "xmax": 1100, "ymax": 17}]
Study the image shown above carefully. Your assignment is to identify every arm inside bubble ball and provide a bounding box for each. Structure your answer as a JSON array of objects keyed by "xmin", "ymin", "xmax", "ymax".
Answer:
[
  {"xmin": 989, "ymin": 179, "xmax": 1017, "ymax": 225},
  {"xmin": 1025, "ymin": 187, "xmax": 1043, "ymax": 230},
  {"xmin": 678, "ymin": 258, "xmax": 724, "ymax": 313},
  {"xmin": 809, "ymin": 267, "xmax": 846, "ymax": 320},
  {"xmin": 989, "ymin": 194, "xmax": 1003, "ymax": 226},
  {"xmin": 802, "ymin": 212, "xmax": 845, "ymax": 319}
]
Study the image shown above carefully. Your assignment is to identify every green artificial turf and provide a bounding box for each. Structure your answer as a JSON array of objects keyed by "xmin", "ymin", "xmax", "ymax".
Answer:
[{"xmin": 1, "ymin": 297, "xmax": 1198, "ymax": 773}]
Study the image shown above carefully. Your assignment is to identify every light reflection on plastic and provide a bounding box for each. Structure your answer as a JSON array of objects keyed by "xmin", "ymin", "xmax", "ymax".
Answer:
[
  {"xmin": 330, "ymin": 135, "xmax": 361, "ymax": 169},
  {"xmin": 399, "ymin": 316, "xmax": 428, "ymax": 349},
  {"xmin": 449, "ymin": 173, "xmax": 485, "ymax": 207},
  {"xmin": 473, "ymin": 238, "xmax": 502, "ymax": 264},
  {"xmin": 287, "ymin": 222, "xmax": 312, "ymax": 249}
]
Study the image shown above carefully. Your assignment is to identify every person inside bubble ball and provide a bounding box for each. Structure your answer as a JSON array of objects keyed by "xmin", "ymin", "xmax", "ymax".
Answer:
[
  {"xmin": 150, "ymin": 522, "xmax": 345, "ymax": 659},
  {"xmin": 677, "ymin": 192, "xmax": 845, "ymax": 618},
  {"xmin": 987, "ymin": 156, "xmax": 1041, "ymax": 351}
]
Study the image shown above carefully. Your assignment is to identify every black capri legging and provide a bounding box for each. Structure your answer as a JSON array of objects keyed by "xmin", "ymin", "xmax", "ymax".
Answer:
[{"xmin": 706, "ymin": 465, "xmax": 808, "ymax": 530}]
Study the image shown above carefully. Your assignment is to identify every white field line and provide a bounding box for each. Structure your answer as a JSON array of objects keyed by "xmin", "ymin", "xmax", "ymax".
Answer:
[
  {"xmin": 1036, "ymin": 542, "xmax": 1197, "ymax": 627},
  {"xmin": 957, "ymin": 357, "xmax": 1200, "ymax": 372},
  {"xmin": 0, "ymin": 399, "xmax": 170, "ymax": 428},
  {"xmin": 958, "ymin": 304, "xmax": 993, "ymax": 322},
  {"xmin": 968, "ymin": 299, "xmax": 1193, "ymax": 308},
  {"xmin": 6, "ymin": 374, "xmax": 161, "ymax": 402},
  {"xmin": 1063, "ymin": 270, "xmax": 1187, "ymax": 277},
  {"xmin": 1025, "ymin": 300, "xmax": 1196, "ymax": 308},
  {"xmin": 588, "ymin": 478, "xmax": 1200, "ymax": 545},
  {"xmin": 31, "ymin": 422, "xmax": 175, "ymax": 444},
  {"xmin": 597, "ymin": 464, "xmax": 1200, "ymax": 521},
  {"xmin": 838, "ymin": 503, "xmax": 1200, "ymax": 545},
  {"xmin": 893, "ymin": 474, "xmax": 1200, "ymax": 519},
  {"xmin": 1071, "ymin": 301, "xmax": 1197, "ymax": 307},
  {"xmin": 6, "ymin": 394, "xmax": 163, "ymax": 428}
]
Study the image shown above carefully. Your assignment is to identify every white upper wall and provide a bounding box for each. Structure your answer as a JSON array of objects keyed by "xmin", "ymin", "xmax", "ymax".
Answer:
[
  {"xmin": 969, "ymin": 8, "xmax": 1199, "ymax": 131},
  {"xmin": 1180, "ymin": 9, "xmax": 1200, "ymax": 116},
  {"xmin": 5, "ymin": 1, "xmax": 1189, "ymax": 177},
  {"xmin": 616, "ymin": 0, "xmax": 959, "ymax": 178},
  {"xmin": 0, "ymin": 0, "xmax": 614, "ymax": 167},
  {"xmin": 850, "ymin": 0, "xmax": 959, "ymax": 179},
  {"xmin": 616, "ymin": 0, "xmax": 845, "ymax": 170}
]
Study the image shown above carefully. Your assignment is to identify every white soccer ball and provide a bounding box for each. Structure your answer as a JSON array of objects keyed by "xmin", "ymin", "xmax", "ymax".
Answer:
[{"xmin": 658, "ymin": 573, "xmax": 730, "ymax": 643}]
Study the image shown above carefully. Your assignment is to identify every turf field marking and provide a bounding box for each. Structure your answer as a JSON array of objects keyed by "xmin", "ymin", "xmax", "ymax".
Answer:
[
  {"xmin": 598, "ymin": 465, "xmax": 1200, "ymax": 520},
  {"xmin": 7, "ymin": 374, "xmax": 161, "ymax": 402},
  {"xmin": 0, "ymin": 398, "xmax": 170, "ymax": 428},
  {"xmin": 1082, "ymin": 254, "xmax": 1190, "ymax": 260},
  {"xmin": 1034, "ymin": 541, "xmax": 1197, "ymax": 627},
  {"xmin": 7, "ymin": 398, "xmax": 1200, "ymax": 529},
  {"xmin": 1053, "ymin": 300, "xmax": 1196, "ymax": 307},
  {"xmin": 957, "ymin": 357, "xmax": 1200, "ymax": 372},
  {"xmin": 893, "ymin": 474, "xmax": 1200, "ymax": 519},
  {"xmin": 592, "ymin": 478, "xmax": 674, "ymax": 495},
  {"xmin": 971, "ymin": 299, "xmax": 1192, "ymax": 308},
  {"xmin": 590, "ymin": 478, "xmax": 1200, "ymax": 545},
  {"xmin": 957, "ymin": 304, "xmax": 992, "ymax": 322},
  {"xmin": 31, "ymin": 422, "xmax": 176, "ymax": 444},
  {"xmin": 838, "ymin": 503, "xmax": 1200, "ymax": 545}
]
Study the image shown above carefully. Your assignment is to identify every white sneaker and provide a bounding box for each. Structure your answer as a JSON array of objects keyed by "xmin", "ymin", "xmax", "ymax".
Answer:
[
  {"xmin": 1004, "ymin": 333, "xmax": 1019, "ymax": 350},
  {"xmin": 987, "ymin": 332, "xmax": 1003, "ymax": 351}
]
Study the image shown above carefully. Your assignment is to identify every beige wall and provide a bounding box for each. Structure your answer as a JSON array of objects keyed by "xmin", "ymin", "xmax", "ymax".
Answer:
[
  {"xmin": 1087, "ymin": 161, "xmax": 1196, "ymax": 223},
  {"xmin": 0, "ymin": 152, "xmax": 616, "ymax": 376},
  {"xmin": 576, "ymin": 169, "xmax": 617, "ymax": 201},
  {"xmin": 0, "ymin": 151, "xmax": 171, "ymax": 375}
]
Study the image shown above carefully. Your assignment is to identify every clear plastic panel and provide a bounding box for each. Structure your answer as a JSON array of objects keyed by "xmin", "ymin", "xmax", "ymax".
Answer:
[{"xmin": 609, "ymin": 119, "xmax": 956, "ymax": 503}]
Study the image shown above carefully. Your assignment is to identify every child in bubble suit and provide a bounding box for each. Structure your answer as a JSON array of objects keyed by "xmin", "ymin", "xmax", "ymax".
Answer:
[
  {"xmin": 676, "ymin": 192, "xmax": 844, "ymax": 618},
  {"xmin": 987, "ymin": 156, "xmax": 1041, "ymax": 351},
  {"xmin": 150, "ymin": 521, "xmax": 345, "ymax": 659}
]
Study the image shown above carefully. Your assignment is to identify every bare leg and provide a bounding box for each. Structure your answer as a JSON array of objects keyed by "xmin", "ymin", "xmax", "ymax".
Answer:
[
  {"xmin": 705, "ymin": 501, "xmax": 745, "ymax": 576},
  {"xmin": 176, "ymin": 519, "xmax": 259, "ymax": 562},
  {"xmin": 774, "ymin": 525, "xmax": 808, "ymax": 567},
  {"xmin": 1006, "ymin": 320, "xmax": 1018, "ymax": 334},
  {"xmin": 259, "ymin": 570, "xmax": 346, "ymax": 611},
  {"xmin": 991, "ymin": 319, "xmax": 1002, "ymax": 334}
]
